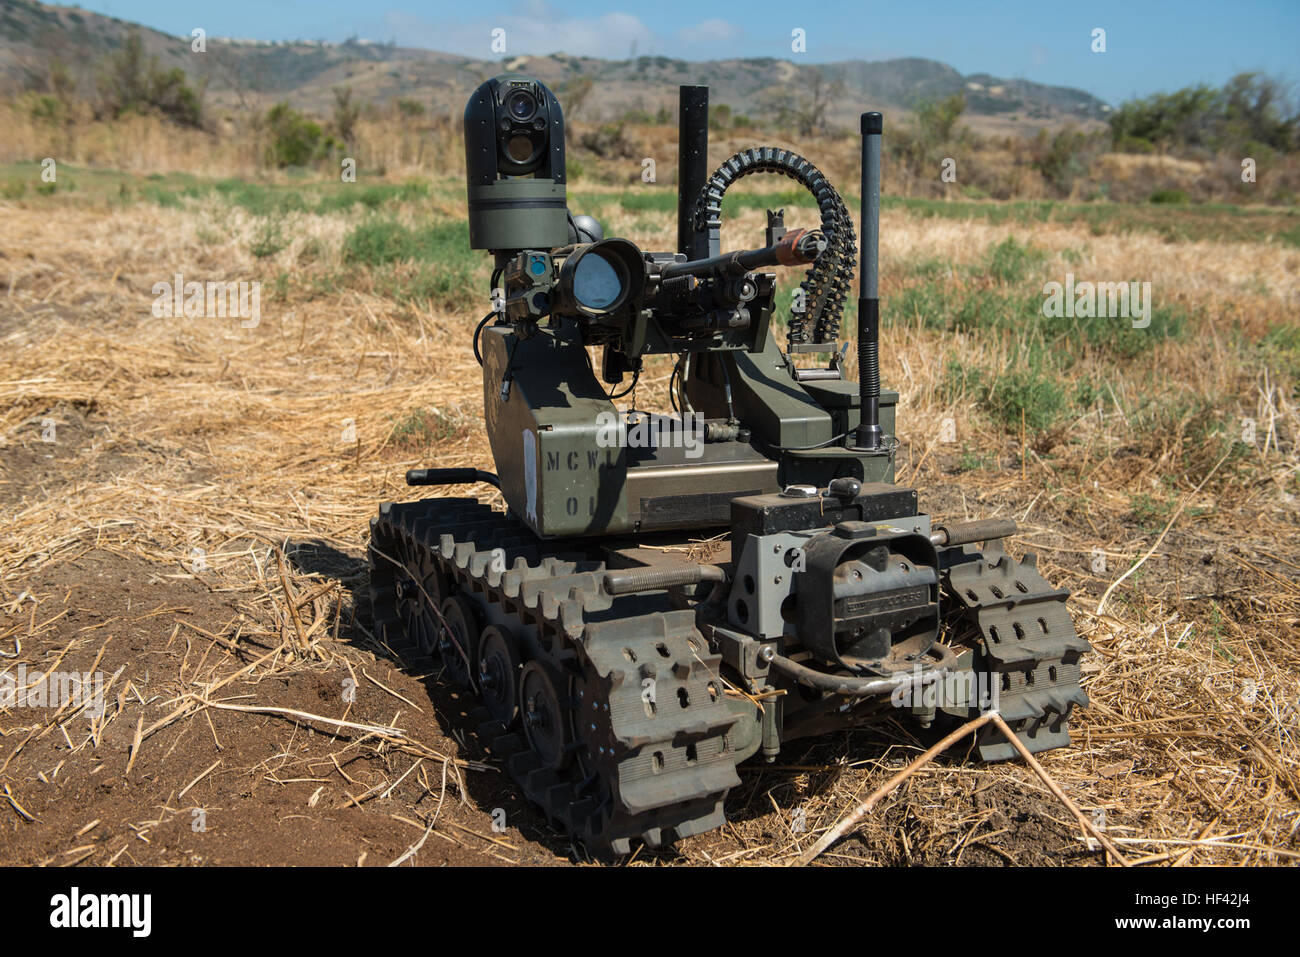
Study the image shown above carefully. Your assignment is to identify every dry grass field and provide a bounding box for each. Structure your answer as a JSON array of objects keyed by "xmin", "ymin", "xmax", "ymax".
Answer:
[{"xmin": 1, "ymin": 162, "xmax": 1298, "ymax": 866}]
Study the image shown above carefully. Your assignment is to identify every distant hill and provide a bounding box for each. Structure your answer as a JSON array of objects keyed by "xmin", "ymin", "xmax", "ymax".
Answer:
[{"xmin": 0, "ymin": 0, "xmax": 1111, "ymax": 130}]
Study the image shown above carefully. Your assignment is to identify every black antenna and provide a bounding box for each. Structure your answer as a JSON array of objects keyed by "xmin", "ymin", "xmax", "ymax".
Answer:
[
  {"xmin": 676, "ymin": 85, "xmax": 710, "ymax": 261},
  {"xmin": 853, "ymin": 111, "xmax": 883, "ymax": 451}
]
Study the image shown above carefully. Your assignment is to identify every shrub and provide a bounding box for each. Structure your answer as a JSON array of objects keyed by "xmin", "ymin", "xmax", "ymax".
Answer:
[
  {"xmin": 984, "ymin": 236, "xmax": 1045, "ymax": 284},
  {"xmin": 97, "ymin": 32, "xmax": 204, "ymax": 128},
  {"xmin": 250, "ymin": 219, "xmax": 289, "ymax": 259},
  {"xmin": 263, "ymin": 103, "xmax": 333, "ymax": 168},
  {"xmin": 1109, "ymin": 73, "xmax": 1299, "ymax": 155},
  {"xmin": 1030, "ymin": 127, "xmax": 1106, "ymax": 196}
]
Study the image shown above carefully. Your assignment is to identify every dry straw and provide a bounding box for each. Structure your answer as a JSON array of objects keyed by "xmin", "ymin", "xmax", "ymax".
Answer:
[{"xmin": 2, "ymin": 184, "xmax": 1297, "ymax": 866}]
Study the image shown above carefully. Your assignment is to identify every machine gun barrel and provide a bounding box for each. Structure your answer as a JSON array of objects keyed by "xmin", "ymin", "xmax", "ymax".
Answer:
[{"xmin": 659, "ymin": 228, "xmax": 825, "ymax": 281}]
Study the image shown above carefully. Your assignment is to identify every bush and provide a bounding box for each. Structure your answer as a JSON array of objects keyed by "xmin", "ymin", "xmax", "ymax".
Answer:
[
  {"xmin": 983, "ymin": 367, "xmax": 1068, "ymax": 432},
  {"xmin": 97, "ymin": 32, "xmax": 204, "ymax": 128},
  {"xmin": 942, "ymin": 359, "xmax": 1067, "ymax": 433},
  {"xmin": 250, "ymin": 219, "xmax": 288, "ymax": 258},
  {"xmin": 395, "ymin": 98, "xmax": 425, "ymax": 118},
  {"xmin": 263, "ymin": 103, "xmax": 334, "ymax": 168},
  {"xmin": 891, "ymin": 93, "xmax": 968, "ymax": 182},
  {"xmin": 1109, "ymin": 73, "xmax": 1299, "ymax": 155},
  {"xmin": 331, "ymin": 87, "xmax": 360, "ymax": 149},
  {"xmin": 146, "ymin": 67, "xmax": 203, "ymax": 128},
  {"xmin": 984, "ymin": 236, "xmax": 1045, "ymax": 284},
  {"xmin": 390, "ymin": 408, "xmax": 464, "ymax": 448},
  {"xmin": 915, "ymin": 94, "xmax": 966, "ymax": 143},
  {"xmin": 24, "ymin": 93, "xmax": 68, "ymax": 125},
  {"xmin": 577, "ymin": 124, "xmax": 638, "ymax": 160},
  {"xmin": 1030, "ymin": 127, "xmax": 1105, "ymax": 196}
]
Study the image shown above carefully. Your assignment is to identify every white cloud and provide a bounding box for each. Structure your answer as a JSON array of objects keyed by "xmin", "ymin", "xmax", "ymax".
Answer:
[
  {"xmin": 381, "ymin": 3, "xmax": 658, "ymax": 59},
  {"xmin": 674, "ymin": 18, "xmax": 744, "ymax": 48}
]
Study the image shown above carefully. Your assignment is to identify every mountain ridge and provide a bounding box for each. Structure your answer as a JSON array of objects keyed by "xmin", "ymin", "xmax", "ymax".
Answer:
[{"xmin": 0, "ymin": 0, "xmax": 1110, "ymax": 130}]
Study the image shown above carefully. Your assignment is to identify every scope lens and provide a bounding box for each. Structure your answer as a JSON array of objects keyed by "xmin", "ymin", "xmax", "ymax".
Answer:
[
  {"xmin": 506, "ymin": 89, "xmax": 537, "ymax": 122},
  {"xmin": 573, "ymin": 252, "xmax": 624, "ymax": 310}
]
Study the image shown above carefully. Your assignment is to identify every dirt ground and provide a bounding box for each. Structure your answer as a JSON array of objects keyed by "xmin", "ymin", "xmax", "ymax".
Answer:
[{"xmin": 2, "ymin": 195, "xmax": 1298, "ymax": 867}]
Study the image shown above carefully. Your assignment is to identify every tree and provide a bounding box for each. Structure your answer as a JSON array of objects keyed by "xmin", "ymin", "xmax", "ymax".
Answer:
[
  {"xmin": 332, "ymin": 86, "xmax": 361, "ymax": 149},
  {"xmin": 915, "ymin": 93, "xmax": 966, "ymax": 144},
  {"xmin": 96, "ymin": 32, "xmax": 205, "ymax": 128},
  {"xmin": 559, "ymin": 76, "xmax": 594, "ymax": 121},
  {"xmin": 795, "ymin": 71, "xmax": 841, "ymax": 137},
  {"xmin": 1108, "ymin": 73, "xmax": 1298, "ymax": 154},
  {"xmin": 760, "ymin": 70, "xmax": 844, "ymax": 137},
  {"xmin": 98, "ymin": 32, "xmax": 149, "ymax": 116},
  {"xmin": 263, "ymin": 102, "xmax": 326, "ymax": 167}
]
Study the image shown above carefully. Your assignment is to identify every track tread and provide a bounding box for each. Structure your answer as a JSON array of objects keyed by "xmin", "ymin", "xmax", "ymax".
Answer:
[
  {"xmin": 370, "ymin": 498, "xmax": 742, "ymax": 858},
  {"xmin": 947, "ymin": 542, "xmax": 1091, "ymax": 761}
]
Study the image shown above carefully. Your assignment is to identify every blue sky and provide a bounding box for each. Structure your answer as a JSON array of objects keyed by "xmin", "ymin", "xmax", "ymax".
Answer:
[{"xmin": 74, "ymin": 0, "xmax": 1298, "ymax": 105}]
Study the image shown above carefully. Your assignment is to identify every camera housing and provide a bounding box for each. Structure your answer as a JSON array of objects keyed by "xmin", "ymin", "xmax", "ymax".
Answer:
[{"xmin": 464, "ymin": 74, "xmax": 569, "ymax": 252}]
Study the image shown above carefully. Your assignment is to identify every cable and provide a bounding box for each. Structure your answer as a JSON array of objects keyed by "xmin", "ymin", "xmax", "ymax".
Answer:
[
  {"xmin": 576, "ymin": 334, "xmax": 641, "ymax": 403},
  {"xmin": 472, "ymin": 310, "xmax": 497, "ymax": 366},
  {"xmin": 718, "ymin": 354, "xmax": 737, "ymax": 423},
  {"xmin": 771, "ymin": 431, "xmax": 849, "ymax": 452},
  {"xmin": 680, "ymin": 351, "xmax": 695, "ymax": 414},
  {"xmin": 497, "ymin": 335, "xmax": 520, "ymax": 400},
  {"xmin": 605, "ymin": 368, "xmax": 639, "ymax": 400}
]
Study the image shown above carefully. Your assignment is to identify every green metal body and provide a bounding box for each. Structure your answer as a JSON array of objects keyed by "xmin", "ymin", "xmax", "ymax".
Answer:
[{"xmin": 483, "ymin": 326, "xmax": 897, "ymax": 538}]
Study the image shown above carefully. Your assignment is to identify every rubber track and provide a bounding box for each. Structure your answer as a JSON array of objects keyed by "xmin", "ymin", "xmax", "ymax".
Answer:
[
  {"xmin": 947, "ymin": 542, "xmax": 1091, "ymax": 760},
  {"xmin": 369, "ymin": 497, "xmax": 743, "ymax": 857}
]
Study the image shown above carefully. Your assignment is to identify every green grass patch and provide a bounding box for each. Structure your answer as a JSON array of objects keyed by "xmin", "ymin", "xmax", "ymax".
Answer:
[
  {"xmin": 889, "ymin": 279, "xmax": 1037, "ymax": 337},
  {"xmin": 1052, "ymin": 301, "xmax": 1193, "ymax": 359},
  {"xmin": 1149, "ymin": 188, "xmax": 1188, "ymax": 204},
  {"xmin": 882, "ymin": 195, "xmax": 1300, "ymax": 246},
  {"xmin": 891, "ymin": 269, "xmax": 1193, "ymax": 363},
  {"xmin": 983, "ymin": 236, "xmax": 1047, "ymax": 284},
  {"xmin": 955, "ymin": 445, "xmax": 995, "ymax": 472},
  {"xmin": 900, "ymin": 257, "xmax": 953, "ymax": 279},
  {"xmin": 341, "ymin": 218, "xmax": 470, "ymax": 266},
  {"xmin": 614, "ymin": 190, "xmax": 677, "ymax": 213},
  {"xmin": 1259, "ymin": 322, "xmax": 1300, "ymax": 379},
  {"xmin": 214, "ymin": 179, "xmax": 308, "ymax": 216},
  {"xmin": 250, "ymin": 219, "xmax": 289, "ymax": 258},
  {"xmin": 340, "ymin": 218, "xmax": 482, "ymax": 309},
  {"xmin": 943, "ymin": 359, "xmax": 1069, "ymax": 433},
  {"xmin": 314, "ymin": 180, "xmax": 431, "ymax": 214},
  {"xmin": 389, "ymin": 408, "xmax": 466, "ymax": 447}
]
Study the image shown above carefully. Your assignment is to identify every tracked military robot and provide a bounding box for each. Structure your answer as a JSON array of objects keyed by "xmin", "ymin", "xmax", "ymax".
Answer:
[{"xmin": 368, "ymin": 75, "xmax": 1090, "ymax": 856}]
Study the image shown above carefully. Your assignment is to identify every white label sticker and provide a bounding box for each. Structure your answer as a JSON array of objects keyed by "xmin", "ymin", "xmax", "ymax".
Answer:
[{"xmin": 523, "ymin": 429, "xmax": 537, "ymax": 522}]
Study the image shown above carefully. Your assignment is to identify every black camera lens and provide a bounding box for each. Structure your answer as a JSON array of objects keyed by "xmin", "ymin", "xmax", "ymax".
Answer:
[
  {"xmin": 506, "ymin": 133, "xmax": 536, "ymax": 162},
  {"xmin": 505, "ymin": 89, "xmax": 537, "ymax": 122}
]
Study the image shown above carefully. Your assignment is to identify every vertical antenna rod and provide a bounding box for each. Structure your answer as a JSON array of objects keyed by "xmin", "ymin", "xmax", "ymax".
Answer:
[
  {"xmin": 854, "ymin": 111, "xmax": 883, "ymax": 451},
  {"xmin": 677, "ymin": 86, "xmax": 710, "ymax": 261}
]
